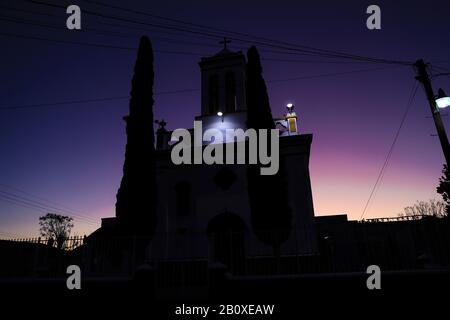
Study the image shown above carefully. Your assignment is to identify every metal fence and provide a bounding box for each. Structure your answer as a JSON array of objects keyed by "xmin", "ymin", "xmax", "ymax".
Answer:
[
  {"xmin": 0, "ymin": 217, "xmax": 449, "ymax": 282},
  {"xmin": 3, "ymin": 236, "xmax": 87, "ymax": 250}
]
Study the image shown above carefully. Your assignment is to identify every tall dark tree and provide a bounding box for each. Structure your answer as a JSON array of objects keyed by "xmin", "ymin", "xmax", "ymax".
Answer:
[
  {"xmin": 246, "ymin": 46, "xmax": 292, "ymax": 257},
  {"xmin": 437, "ymin": 164, "xmax": 450, "ymax": 215},
  {"xmin": 115, "ymin": 36, "xmax": 157, "ymax": 238}
]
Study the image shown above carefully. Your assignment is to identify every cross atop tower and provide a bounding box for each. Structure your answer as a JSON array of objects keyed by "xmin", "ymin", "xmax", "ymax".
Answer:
[
  {"xmin": 199, "ymin": 39, "xmax": 246, "ymax": 117},
  {"xmin": 219, "ymin": 37, "xmax": 231, "ymax": 49}
]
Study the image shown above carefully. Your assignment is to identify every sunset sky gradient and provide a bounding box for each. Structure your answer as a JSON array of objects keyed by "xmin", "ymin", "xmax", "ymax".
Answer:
[{"xmin": 1, "ymin": 0, "xmax": 450, "ymax": 237}]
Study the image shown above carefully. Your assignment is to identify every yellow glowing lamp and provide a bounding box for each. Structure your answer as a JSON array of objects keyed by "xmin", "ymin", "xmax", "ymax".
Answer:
[{"xmin": 285, "ymin": 103, "xmax": 298, "ymax": 134}]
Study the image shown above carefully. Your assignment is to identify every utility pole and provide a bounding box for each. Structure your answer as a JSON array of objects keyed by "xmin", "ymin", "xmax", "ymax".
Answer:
[{"xmin": 415, "ymin": 59, "xmax": 450, "ymax": 167}]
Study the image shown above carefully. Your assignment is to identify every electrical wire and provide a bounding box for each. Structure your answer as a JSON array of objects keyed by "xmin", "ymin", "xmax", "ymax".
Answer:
[
  {"xmin": 25, "ymin": 0, "xmax": 414, "ymax": 65},
  {"xmin": 0, "ymin": 190, "xmax": 99, "ymax": 225},
  {"xmin": 0, "ymin": 184, "xmax": 98, "ymax": 223},
  {"xmin": 78, "ymin": 0, "xmax": 414, "ymax": 66},
  {"xmin": 360, "ymin": 80, "xmax": 419, "ymax": 220},
  {"xmin": 0, "ymin": 66, "xmax": 399, "ymax": 111}
]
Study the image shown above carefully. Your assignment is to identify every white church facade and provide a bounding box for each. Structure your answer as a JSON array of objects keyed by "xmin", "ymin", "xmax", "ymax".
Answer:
[{"xmin": 147, "ymin": 46, "xmax": 318, "ymax": 264}]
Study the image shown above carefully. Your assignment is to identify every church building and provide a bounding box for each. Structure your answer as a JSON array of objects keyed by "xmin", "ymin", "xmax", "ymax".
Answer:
[{"xmin": 147, "ymin": 43, "xmax": 317, "ymax": 267}]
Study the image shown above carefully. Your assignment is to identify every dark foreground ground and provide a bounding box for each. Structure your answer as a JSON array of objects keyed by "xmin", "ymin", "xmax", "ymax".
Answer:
[{"xmin": 2, "ymin": 269, "xmax": 449, "ymax": 319}]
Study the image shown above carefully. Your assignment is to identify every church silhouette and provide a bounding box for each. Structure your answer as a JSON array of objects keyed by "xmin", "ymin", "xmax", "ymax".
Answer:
[{"xmin": 92, "ymin": 36, "xmax": 317, "ymax": 277}]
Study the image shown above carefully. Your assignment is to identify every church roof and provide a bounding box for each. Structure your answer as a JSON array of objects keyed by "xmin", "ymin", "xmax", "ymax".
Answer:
[
  {"xmin": 199, "ymin": 47, "xmax": 245, "ymax": 64},
  {"xmin": 199, "ymin": 37, "xmax": 245, "ymax": 64},
  {"xmin": 213, "ymin": 47, "xmax": 234, "ymax": 57}
]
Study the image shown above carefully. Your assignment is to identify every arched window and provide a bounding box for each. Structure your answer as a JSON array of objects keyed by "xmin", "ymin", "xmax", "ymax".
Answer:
[
  {"xmin": 225, "ymin": 71, "xmax": 236, "ymax": 112},
  {"xmin": 175, "ymin": 181, "xmax": 191, "ymax": 216},
  {"xmin": 208, "ymin": 74, "xmax": 219, "ymax": 114}
]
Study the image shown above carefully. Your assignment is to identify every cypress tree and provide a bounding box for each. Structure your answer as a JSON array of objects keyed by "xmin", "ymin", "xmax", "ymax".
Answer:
[
  {"xmin": 246, "ymin": 46, "xmax": 292, "ymax": 257},
  {"xmin": 115, "ymin": 36, "xmax": 157, "ymax": 239}
]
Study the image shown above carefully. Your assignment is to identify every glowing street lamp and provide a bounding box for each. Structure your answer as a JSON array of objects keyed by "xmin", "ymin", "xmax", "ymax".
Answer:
[
  {"xmin": 217, "ymin": 111, "xmax": 224, "ymax": 122},
  {"xmin": 415, "ymin": 59, "xmax": 450, "ymax": 166},
  {"xmin": 436, "ymin": 88, "xmax": 450, "ymax": 109}
]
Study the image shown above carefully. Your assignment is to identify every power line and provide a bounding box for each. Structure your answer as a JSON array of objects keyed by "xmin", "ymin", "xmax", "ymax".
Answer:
[
  {"xmin": 0, "ymin": 30, "xmax": 135, "ymax": 50},
  {"xmin": 2, "ymin": 3, "xmax": 417, "ymax": 64},
  {"xmin": 432, "ymin": 60, "xmax": 450, "ymax": 64},
  {"xmin": 0, "ymin": 196, "xmax": 100, "ymax": 227},
  {"xmin": 26, "ymin": 0, "xmax": 225, "ymax": 41},
  {"xmin": 0, "ymin": 13, "xmax": 241, "ymax": 51},
  {"xmin": 0, "ymin": 190, "xmax": 99, "ymax": 225},
  {"xmin": 0, "ymin": 14, "xmax": 141, "ymax": 38},
  {"xmin": 268, "ymin": 66, "xmax": 395, "ymax": 83},
  {"xmin": 78, "ymin": 0, "xmax": 414, "ymax": 66},
  {"xmin": 0, "ymin": 88, "xmax": 202, "ymax": 110},
  {"xmin": 0, "ymin": 196, "xmax": 99, "ymax": 226},
  {"xmin": 0, "ymin": 183, "xmax": 98, "ymax": 223},
  {"xmin": 0, "ymin": 96, "xmax": 129, "ymax": 110},
  {"xmin": 0, "ymin": 14, "xmax": 386, "ymax": 62},
  {"xmin": 432, "ymin": 65, "xmax": 450, "ymax": 74},
  {"xmin": 360, "ymin": 80, "xmax": 419, "ymax": 220},
  {"xmin": 0, "ymin": 195, "xmax": 99, "ymax": 240},
  {"xmin": 0, "ymin": 3, "xmax": 57, "ymax": 17},
  {"xmin": 0, "ymin": 8, "xmax": 329, "ymax": 58},
  {"xmin": 262, "ymin": 58, "xmax": 374, "ymax": 65},
  {"xmin": 0, "ymin": 3, "xmax": 223, "ymax": 41},
  {"xmin": 26, "ymin": 0, "xmax": 414, "ymax": 66},
  {"xmin": 360, "ymin": 82, "xmax": 418, "ymax": 220},
  {"xmin": 0, "ymin": 31, "xmax": 206, "ymax": 55},
  {"xmin": 0, "ymin": 66, "xmax": 399, "ymax": 111}
]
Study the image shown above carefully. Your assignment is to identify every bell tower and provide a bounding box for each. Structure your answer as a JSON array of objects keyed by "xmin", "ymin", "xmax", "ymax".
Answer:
[{"xmin": 198, "ymin": 38, "xmax": 247, "ymax": 117}]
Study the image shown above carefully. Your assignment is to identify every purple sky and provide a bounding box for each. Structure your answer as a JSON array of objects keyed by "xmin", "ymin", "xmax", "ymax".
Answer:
[{"xmin": 1, "ymin": 0, "xmax": 450, "ymax": 237}]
